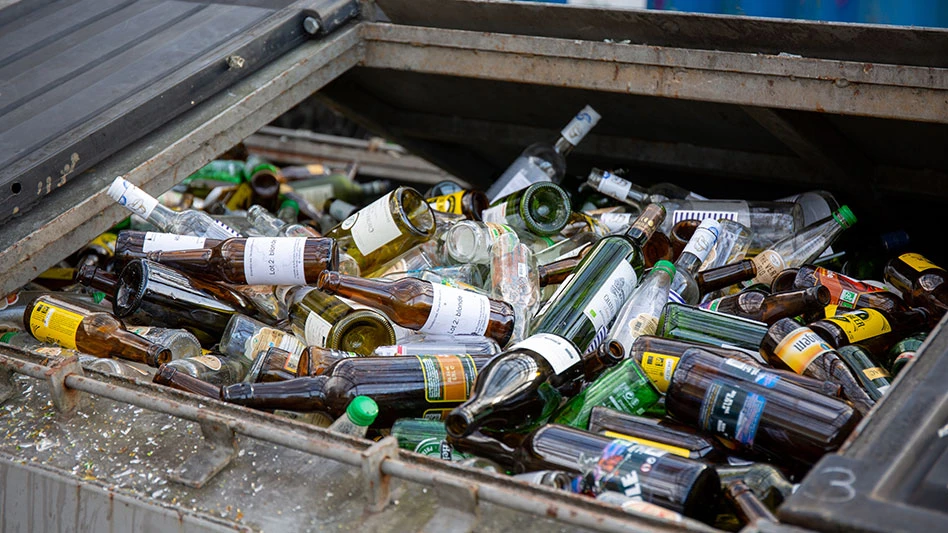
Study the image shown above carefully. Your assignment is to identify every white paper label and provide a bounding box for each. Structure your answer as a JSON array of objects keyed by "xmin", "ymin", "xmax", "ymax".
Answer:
[
  {"xmin": 681, "ymin": 220, "xmax": 720, "ymax": 262},
  {"xmin": 751, "ymin": 249, "xmax": 787, "ymax": 286},
  {"xmin": 245, "ymin": 327, "xmax": 305, "ymax": 361},
  {"xmin": 583, "ymin": 260, "xmax": 638, "ymax": 333},
  {"xmin": 142, "ymin": 232, "xmax": 208, "ymax": 253},
  {"xmin": 242, "ymin": 237, "xmax": 307, "ymax": 285},
  {"xmin": 600, "ymin": 213, "xmax": 634, "ymax": 233},
  {"xmin": 108, "ymin": 177, "xmax": 158, "ymax": 219},
  {"xmin": 510, "ymin": 333, "xmax": 581, "ymax": 375},
  {"xmin": 192, "ymin": 355, "xmax": 223, "ymax": 371},
  {"xmin": 493, "ymin": 169, "xmax": 535, "ymax": 200},
  {"xmin": 349, "ymin": 192, "xmax": 401, "ymax": 255},
  {"xmin": 597, "ymin": 171, "xmax": 633, "ymax": 201},
  {"xmin": 560, "ymin": 105, "xmax": 601, "ymax": 146},
  {"xmin": 481, "ymin": 202, "xmax": 508, "ymax": 224},
  {"xmin": 673, "ymin": 209, "xmax": 741, "ymax": 225},
  {"xmin": 304, "ymin": 312, "xmax": 333, "ymax": 346},
  {"xmin": 420, "ymin": 284, "xmax": 491, "ymax": 336}
]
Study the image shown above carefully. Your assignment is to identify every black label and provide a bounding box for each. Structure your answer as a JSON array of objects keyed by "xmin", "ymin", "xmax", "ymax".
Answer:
[{"xmin": 699, "ymin": 381, "xmax": 766, "ymax": 446}]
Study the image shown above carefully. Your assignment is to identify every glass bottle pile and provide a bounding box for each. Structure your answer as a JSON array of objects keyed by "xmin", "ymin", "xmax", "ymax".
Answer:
[{"xmin": 3, "ymin": 111, "xmax": 940, "ymax": 529}]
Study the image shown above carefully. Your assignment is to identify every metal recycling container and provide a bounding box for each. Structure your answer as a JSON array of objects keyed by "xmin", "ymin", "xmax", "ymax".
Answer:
[{"xmin": 1, "ymin": 0, "xmax": 947, "ymax": 531}]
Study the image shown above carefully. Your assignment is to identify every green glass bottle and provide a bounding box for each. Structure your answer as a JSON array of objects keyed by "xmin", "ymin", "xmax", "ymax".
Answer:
[
  {"xmin": 391, "ymin": 418, "xmax": 471, "ymax": 461},
  {"xmin": 887, "ymin": 332, "xmax": 926, "ymax": 376},
  {"xmin": 530, "ymin": 203, "xmax": 666, "ymax": 353},
  {"xmin": 836, "ymin": 345, "xmax": 892, "ymax": 401},
  {"xmin": 480, "ymin": 182, "xmax": 572, "ymax": 236},
  {"xmin": 284, "ymin": 286, "xmax": 396, "ymax": 356},
  {"xmin": 180, "ymin": 160, "xmax": 247, "ymax": 196},
  {"xmin": 656, "ymin": 303, "xmax": 768, "ymax": 354},
  {"xmin": 552, "ymin": 357, "xmax": 660, "ymax": 430}
]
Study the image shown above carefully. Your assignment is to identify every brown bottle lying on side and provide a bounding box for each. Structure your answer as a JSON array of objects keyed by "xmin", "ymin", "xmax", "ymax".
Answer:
[
  {"xmin": 587, "ymin": 406, "xmax": 728, "ymax": 462},
  {"xmin": 695, "ymin": 260, "xmax": 757, "ymax": 298},
  {"xmin": 807, "ymin": 306, "xmax": 931, "ymax": 356},
  {"xmin": 701, "ymin": 285, "xmax": 830, "ymax": 324},
  {"xmin": 665, "ymin": 347, "xmax": 861, "ymax": 467},
  {"xmin": 24, "ymin": 295, "xmax": 172, "ymax": 367},
  {"xmin": 220, "ymin": 354, "xmax": 492, "ymax": 427},
  {"xmin": 115, "ymin": 231, "xmax": 222, "ymax": 263},
  {"xmin": 146, "ymin": 236, "xmax": 338, "ymax": 286},
  {"xmin": 774, "ymin": 264, "xmax": 907, "ymax": 314},
  {"xmin": 317, "ymin": 271, "xmax": 515, "ymax": 346}
]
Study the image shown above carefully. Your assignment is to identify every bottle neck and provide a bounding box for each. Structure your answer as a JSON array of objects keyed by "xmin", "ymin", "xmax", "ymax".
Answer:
[
  {"xmin": 674, "ymin": 253, "xmax": 703, "ymax": 278},
  {"xmin": 76, "ymin": 265, "xmax": 119, "ymax": 294},
  {"xmin": 317, "ymin": 272, "xmax": 394, "ymax": 314},
  {"xmin": 553, "ymin": 136, "xmax": 575, "ymax": 156},
  {"xmin": 219, "ymin": 376, "xmax": 329, "ymax": 411},
  {"xmin": 154, "ymin": 366, "xmax": 221, "ymax": 399},
  {"xmin": 696, "ymin": 260, "xmax": 757, "ymax": 295},
  {"xmin": 111, "ymin": 329, "xmax": 173, "ymax": 367},
  {"xmin": 147, "ymin": 248, "xmax": 215, "ymax": 268}
]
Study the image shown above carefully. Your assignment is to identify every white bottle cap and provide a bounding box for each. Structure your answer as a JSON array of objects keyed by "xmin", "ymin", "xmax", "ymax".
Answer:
[{"xmin": 560, "ymin": 105, "xmax": 601, "ymax": 146}]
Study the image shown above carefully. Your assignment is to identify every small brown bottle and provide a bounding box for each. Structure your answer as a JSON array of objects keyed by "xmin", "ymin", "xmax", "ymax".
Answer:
[
  {"xmin": 695, "ymin": 259, "xmax": 757, "ymax": 297},
  {"xmin": 317, "ymin": 271, "xmax": 515, "ymax": 346},
  {"xmin": 665, "ymin": 347, "xmax": 861, "ymax": 466},
  {"xmin": 24, "ymin": 295, "xmax": 172, "ymax": 367},
  {"xmin": 146, "ymin": 236, "xmax": 338, "ymax": 285},
  {"xmin": 759, "ymin": 318, "xmax": 874, "ymax": 416},
  {"xmin": 702, "ymin": 286, "xmax": 830, "ymax": 324},
  {"xmin": 725, "ymin": 481, "xmax": 778, "ymax": 526}
]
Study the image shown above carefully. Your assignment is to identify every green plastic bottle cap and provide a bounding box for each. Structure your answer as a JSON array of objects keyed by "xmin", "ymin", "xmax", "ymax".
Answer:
[
  {"xmin": 0, "ymin": 332, "xmax": 15, "ymax": 343},
  {"xmin": 93, "ymin": 291, "xmax": 106, "ymax": 304},
  {"xmin": 653, "ymin": 260, "xmax": 676, "ymax": 277},
  {"xmin": 347, "ymin": 396, "xmax": 379, "ymax": 427},
  {"xmin": 834, "ymin": 205, "xmax": 857, "ymax": 228},
  {"xmin": 280, "ymin": 199, "xmax": 300, "ymax": 213}
]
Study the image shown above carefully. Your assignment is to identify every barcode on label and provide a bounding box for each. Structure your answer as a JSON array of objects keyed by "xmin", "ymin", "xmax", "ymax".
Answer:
[{"xmin": 672, "ymin": 210, "xmax": 739, "ymax": 225}]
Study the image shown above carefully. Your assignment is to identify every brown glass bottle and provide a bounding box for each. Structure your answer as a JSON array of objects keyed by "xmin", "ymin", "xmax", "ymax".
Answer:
[
  {"xmin": 153, "ymin": 365, "xmax": 222, "ymax": 399},
  {"xmin": 665, "ymin": 347, "xmax": 860, "ymax": 466},
  {"xmin": 220, "ymin": 354, "xmax": 492, "ymax": 427},
  {"xmin": 884, "ymin": 253, "xmax": 948, "ymax": 319},
  {"xmin": 715, "ymin": 463, "xmax": 794, "ymax": 508},
  {"xmin": 24, "ymin": 295, "xmax": 172, "ymax": 367},
  {"xmin": 702, "ymin": 285, "xmax": 830, "ymax": 324},
  {"xmin": 695, "ymin": 260, "xmax": 757, "ymax": 297},
  {"xmin": 587, "ymin": 406, "xmax": 727, "ymax": 461},
  {"xmin": 145, "ymin": 237, "xmax": 338, "ymax": 286},
  {"xmin": 759, "ymin": 319, "xmax": 874, "ymax": 416},
  {"xmin": 807, "ymin": 306, "xmax": 931, "ymax": 355},
  {"xmin": 780, "ymin": 264, "xmax": 907, "ymax": 313},
  {"xmin": 304, "ymin": 346, "xmax": 361, "ymax": 376},
  {"xmin": 111, "ymin": 260, "xmax": 257, "ymax": 346},
  {"xmin": 317, "ymin": 272, "xmax": 515, "ymax": 345},
  {"xmin": 518, "ymin": 425, "xmax": 721, "ymax": 523},
  {"xmin": 115, "ymin": 230, "xmax": 221, "ymax": 263},
  {"xmin": 725, "ymin": 481, "xmax": 777, "ymax": 526},
  {"xmin": 630, "ymin": 335, "xmax": 842, "ymax": 398},
  {"xmin": 285, "ymin": 286, "xmax": 396, "ymax": 356},
  {"xmin": 426, "ymin": 189, "xmax": 489, "ymax": 221},
  {"xmin": 536, "ymin": 244, "xmax": 593, "ymax": 287}
]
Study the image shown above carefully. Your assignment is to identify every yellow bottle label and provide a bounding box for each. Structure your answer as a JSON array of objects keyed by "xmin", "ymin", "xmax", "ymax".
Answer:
[
  {"xmin": 824, "ymin": 304, "xmax": 840, "ymax": 317},
  {"xmin": 305, "ymin": 164, "xmax": 325, "ymax": 174},
  {"xmin": 38, "ymin": 267, "xmax": 77, "ymax": 281},
  {"xmin": 602, "ymin": 431, "xmax": 692, "ymax": 458},
  {"xmin": 88, "ymin": 232, "xmax": 117, "ymax": 254},
  {"xmin": 225, "ymin": 182, "xmax": 253, "ymax": 211},
  {"xmin": 863, "ymin": 367, "xmax": 890, "ymax": 380},
  {"xmin": 900, "ymin": 253, "xmax": 941, "ymax": 273},
  {"xmin": 417, "ymin": 354, "xmax": 478, "ymax": 403},
  {"xmin": 824, "ymin": 309, "xmax": 891, "ymax": 343},
  {"xmin": 772, "ymin": 327, "xmax": 834, "ymax": 374},
  {"xmin": 29, "ymin": 302, "xmax": 83, "ymax": 350},
  {"xmin": 639, "ymin": 352, "xmax": 679, "ymax": 393},
  {"xmin": 427, "ymin": 190, "xmax": 466, "ymax": 215}
]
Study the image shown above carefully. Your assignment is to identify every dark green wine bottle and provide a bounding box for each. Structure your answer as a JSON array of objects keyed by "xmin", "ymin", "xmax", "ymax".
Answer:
[{"xmin": 480, "ymin": 182, "xmax": 572, "ymax": 236}]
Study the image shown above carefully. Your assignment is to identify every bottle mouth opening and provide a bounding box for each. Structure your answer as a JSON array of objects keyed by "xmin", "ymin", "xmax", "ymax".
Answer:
[
  {"xmin": 521, "ymin": 183, "xmax": 570, "ymax": 235},
  {"xmin": 446, "ymin": 224, "xmax": 479, "ymax": 263},
  {"xmin": 396, "ymin": 188, "xmax": 436, "ymax": 237},
  {"xmin": 334, "ymin": 310, "xmax": 397, "ymax": 355},
  {"xmin": 114, "ymin": 260, "xmax": 147, "ymax": 317},
  {"xmin": 445, "ymin": 409, "xmax": 473, "ymax": 439}
]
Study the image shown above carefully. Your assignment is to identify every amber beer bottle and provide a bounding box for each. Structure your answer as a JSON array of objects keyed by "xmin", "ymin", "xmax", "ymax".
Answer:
[
  {"xmin": 24, "ymin": 295, "xmax": 172, "ymax": 367},
  {"xmin": 759, "ymin": 319, "xmax": 874, "ymax": 416},
  {"xmin": 807, "ymin": 306, "xmax": 931, "ymax": 355},
  {"xmin": 776, "ymin": 264, "xmax": 906, "ymax": 313},
  {"xmin": 153, "ymin": 365, "xmax": 223, "ymax": 399},
  {"xmin": 701, "ymin": 286, "xmax": 830, "ymax": 324},
  {"xmin": 664, "ymin": 347, "xmax": 861, "ymax": 466},
  {"xmin": 145, "ymin": 236, "xmax": 337, "ymax": 286},
  {"xmin": 725, "ymin": 481, "xmax": 778, "ymax": 526},
  {"xmin": 884, "ymin": 252, "xmax": 948, "ymax": 319},
  {"xmin": 220, "ymin": 354, "xmax": 492, "ymax": 427},
  {"xmin": 317, "ymin": 272, "xmax": 515, "ymax": 346},
  {"xmin": 695, "ymin": 259, "xmax": 757, "ymax": 297},
  {"xmin": 629, "ymin": 336, "xmax": 842, "ymax": 397}
]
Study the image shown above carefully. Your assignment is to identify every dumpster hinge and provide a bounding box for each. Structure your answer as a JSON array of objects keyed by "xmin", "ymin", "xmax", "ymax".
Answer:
[
  {"xmin": 421, "ymin": 476, "xmax": 480, "ymax": 533},
  {"xmin": 361, "ymin": 435, "xmax": 399, "ymax": 512},
  {"xmin": 45, "ymin": 355, "xmax": 83, "ymax": 416},
  {"xmin": 301, "ymin": 0, "xmax": 360, "ymax": 38},
  {"xmin": 169, "ymin": 419, "xmax": 238, "ymax": 488}
]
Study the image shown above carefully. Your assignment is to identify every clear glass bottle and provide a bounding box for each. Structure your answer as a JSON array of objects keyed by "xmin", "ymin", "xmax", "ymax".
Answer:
[
  {"xmin": 748, "ymin": 206, "xmax": 856, "ymax": 286},
  {"xmin": 668, "ymin": 219, "xmax": 720, "ymax": 305},
  {"xmin": 602, "ymin": 260, "xmax": 676, "ymax": 362},
  {"xmin": 485, "ymin": 105, "xmax": 600, "ymax": 201},
  {"xmin": 489, "ymin": 232, "xmax": 541, "ymax": 343},
  {"xmin": 245, "ymin": 205, "xmax": 321, "ymax": 238},
  {"xmin": 324, "ymin": 187, "xmax": 436, "ymax": 276},
  {"xmin": 162, "ymin": 352, "xmax": 248, "ymax": 385},
  {"xmin": 108, "ymin": 177, "xmax": 240, "ymax": 240},
  {"xmin": 124, "ymin": 326, "xmax": 202, "ymax": 360},
  {"xmin": 114, "ymin": 230, "xmax": 219, "ymax": 263},
  {"xmin": 373, "ymin": 335, "xmax": 500, "ymax": 356},
  {"xmin": 327, "ymin": 396, "xmax": 378, "ymax": 438},
  {"xmin": 444, "ymin": 221, "xmax": 517, "ymax": 265},
  {"xmin": 218, "ymin": 313, "xmax": 306, "ymax": 365},
  {"xmin": 661, "ymin": 198, "xmax": 804, "ymax": 253}
]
